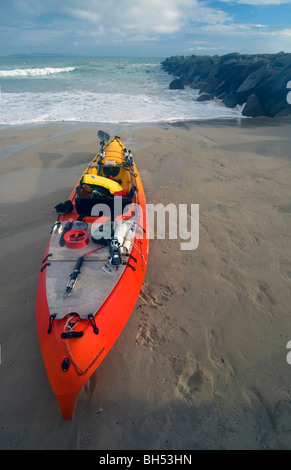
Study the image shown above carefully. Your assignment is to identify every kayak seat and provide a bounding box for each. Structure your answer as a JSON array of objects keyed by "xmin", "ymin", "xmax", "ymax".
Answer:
[
  {"xmin": 91, "ymin": 185, "xmax": 112, "ymax": 198},
  {"xmin": 75, "ymin": 188, "xmax": 135, "ymax": 218},
  {"xmin": 103, "ymin": 167, "xmax": 120, "ymax": 178}
]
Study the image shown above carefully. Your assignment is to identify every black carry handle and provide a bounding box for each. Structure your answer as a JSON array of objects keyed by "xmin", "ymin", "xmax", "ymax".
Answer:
[{"xmin": 61, "ymin": 331, "xmax": 84, "ymax": 339}]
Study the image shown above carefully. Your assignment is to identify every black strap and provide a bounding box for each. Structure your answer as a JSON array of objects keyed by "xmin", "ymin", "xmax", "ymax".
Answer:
[
  {"xmin": 123, "ymin": 262, "xmax": 136, "ymax": 271},
  {"xmin": 48, "ymin": 313, "xmax": 57, "ymax": 334},
  {"xmin": 42, "ymin": 253, "xmax": 52, "ymax": 264},
  {"xmin": 127, "ymin": 253, "xmax": 137, "ymax": 263},
  {"xmin": 40, "ymin": 262, "xmax": 50, "ymax": 272},
  {"xmin": 88, "ymin": 313, "xmax": 99, "ymax": 335}
]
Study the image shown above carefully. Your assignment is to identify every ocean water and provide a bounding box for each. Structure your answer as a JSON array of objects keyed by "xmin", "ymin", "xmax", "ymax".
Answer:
[{"xmin": 0, "ymin": 56, "xmax": 243, "ymax": 126}]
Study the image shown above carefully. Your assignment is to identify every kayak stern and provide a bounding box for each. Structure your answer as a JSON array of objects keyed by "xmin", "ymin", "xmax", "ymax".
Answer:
[{"xmin": 56, "ymin": 393, "xmax": 78, "ymax": 420}]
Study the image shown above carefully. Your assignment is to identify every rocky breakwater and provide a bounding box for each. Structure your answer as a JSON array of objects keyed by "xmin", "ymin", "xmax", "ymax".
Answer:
[{"xmin": 161, "ymin": 52, "xmax": 291, "ymax": 118}]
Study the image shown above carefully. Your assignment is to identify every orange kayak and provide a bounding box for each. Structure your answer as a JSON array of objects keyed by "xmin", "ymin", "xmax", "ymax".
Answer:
[{"xmin": 36, "ymin": 132, "xmax": 148, "ymax": 419}]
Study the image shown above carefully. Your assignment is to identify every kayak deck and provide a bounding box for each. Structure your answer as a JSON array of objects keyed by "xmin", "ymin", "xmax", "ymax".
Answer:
[{"xmin": 45, "ymin": 221, "xmax": 130, "ymax": 320}]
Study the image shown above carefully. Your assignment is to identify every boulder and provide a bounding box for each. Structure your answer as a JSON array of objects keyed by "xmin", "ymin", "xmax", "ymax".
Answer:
[
  {"xmin": 237, "ymin": 64, "xmax": 270, "ymax": 94},
  {"xmin": 169, "ymin": 78, "xmax": 185, "ymax": 90},
  {"xmin": 161, "ymin": 53, "xmax": 291, "ymax": 117},
  {"xmin": 242, "ymin": 94, "xmax": 266, "ymax": 117},
  {"xmin": 196, "ymin": 93, "xmax": 213, "ymax": 102},
  {"xmin": 222, "ymin": 93, "xmax": 240, "ymax": 108}
]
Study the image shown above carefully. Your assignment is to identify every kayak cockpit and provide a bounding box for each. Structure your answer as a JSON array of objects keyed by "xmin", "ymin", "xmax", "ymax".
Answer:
[{"xmin": 73, "ymin": 136, "xmax": 137, "ymax": 217}]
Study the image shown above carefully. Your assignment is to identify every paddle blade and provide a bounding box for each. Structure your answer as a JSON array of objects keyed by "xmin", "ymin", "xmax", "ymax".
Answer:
[{"xmin": 97, "ymin": 130, "xmax": 110, "ymax": 142}]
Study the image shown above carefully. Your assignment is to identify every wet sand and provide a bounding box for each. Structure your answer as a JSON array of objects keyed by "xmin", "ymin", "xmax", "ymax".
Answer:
[{"xmin": 0, "ymin": 118, "xmax": 291, "ymax": 449}]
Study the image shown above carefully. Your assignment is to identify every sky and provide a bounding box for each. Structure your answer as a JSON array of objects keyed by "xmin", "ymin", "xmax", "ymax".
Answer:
[{"xmin": 0, "ymin": 0, "xmax": 291, "ymax": 57}]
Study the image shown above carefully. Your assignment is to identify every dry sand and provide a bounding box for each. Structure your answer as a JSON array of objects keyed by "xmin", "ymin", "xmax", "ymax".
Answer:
[{"xmin": 0, "ymin": 118, "xmax": 291, "ymax": 450}]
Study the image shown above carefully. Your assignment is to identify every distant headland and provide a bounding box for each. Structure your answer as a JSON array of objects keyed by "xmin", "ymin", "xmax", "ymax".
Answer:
[{"xmin": 161, "ymin": 52, "xmax": 291, "ymax": 118}]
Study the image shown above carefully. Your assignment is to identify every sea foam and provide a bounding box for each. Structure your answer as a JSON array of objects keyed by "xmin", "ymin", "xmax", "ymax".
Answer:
[{"xmin": 0, "ymin": 90, "xmax": 243, "ymax": 126}]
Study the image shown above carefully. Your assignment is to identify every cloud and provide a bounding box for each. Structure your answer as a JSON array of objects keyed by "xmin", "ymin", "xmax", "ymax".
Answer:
[
  {"xmin": 1, "ymin": 0, "xmax": 291, "ymax": 55},
  {"xmin": 1, "ymin": 0, "xmax": 232, "ymax": 37},
  {"xmin": 218, "ymin": 0, "xmax": 291, "ymax": 4},
  {"xmin": 199, "ymin": 22, "xmax": 267, "ymax": 36},
  {"xmin": 66, "ymin": 8, "xmax": 101, "ymax": 24},
  {"xmin": 273, "ymin": 28, "xmax": 291, "ymax": 36},
  {"xmin": 1, "ymin": 0, "xmax": 185, "ymax": 41},
  {"xmin": 6, "ymin": 0, "xmax": 233, "ymax": 47}
]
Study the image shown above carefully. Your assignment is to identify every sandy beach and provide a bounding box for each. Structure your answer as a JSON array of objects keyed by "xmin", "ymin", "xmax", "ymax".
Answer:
[{"xmin": 0, "ymin": 118, "xmax": 291, "ymax": 450}]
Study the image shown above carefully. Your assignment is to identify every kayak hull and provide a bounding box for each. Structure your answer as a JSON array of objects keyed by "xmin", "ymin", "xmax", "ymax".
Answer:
[{"xmin": 36, "ymin": 137, "xmax": 148, "ymax": 419}]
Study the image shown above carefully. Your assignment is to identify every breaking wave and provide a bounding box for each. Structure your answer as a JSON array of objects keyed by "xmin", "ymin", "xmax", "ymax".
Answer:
[{"xmin": 0, "ymin": 66, "xmax": 76, "ymax": 78}]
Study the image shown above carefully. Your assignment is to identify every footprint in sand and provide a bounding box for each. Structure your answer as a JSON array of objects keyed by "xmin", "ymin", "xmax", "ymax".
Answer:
[
  {"xmin": 174, "ymin": 352, "xmax": 213, "ymax": 404},
  {"xmin": 138, "ymin": 283, "xmax": 174, "ymax": 308},
  {"xmin": 256, "ymin": 281, "xmax": 276, "ymax": 307},
  {"xmin": 136, "ymin": 283, "xmax": 186, "ymax": 348},
  {"xmin": 135, "ymin": 312, "xmax": 162, "ymax": 348},
  {"xmin": 206, "ymin": 328, "xmax": 235, "ymax": 378}
]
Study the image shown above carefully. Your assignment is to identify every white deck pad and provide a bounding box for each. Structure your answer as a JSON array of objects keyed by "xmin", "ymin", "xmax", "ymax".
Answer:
[{"xmin": 45, "ymin": 221, "xmax": 135, "ymax": 319}]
